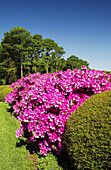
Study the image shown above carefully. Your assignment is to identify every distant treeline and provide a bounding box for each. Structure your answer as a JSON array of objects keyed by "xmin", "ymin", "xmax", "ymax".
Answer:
[{"xmin": 0, "ymin": 27, "xmax": 89, "ymax": 85}]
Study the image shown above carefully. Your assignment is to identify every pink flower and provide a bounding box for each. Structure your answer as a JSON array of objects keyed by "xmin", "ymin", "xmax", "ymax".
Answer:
[
  {"xmin": 5, "ymin": 67, "xmax": 111, "ymax": 156},
  {"xmin": 16, "ymin": 129, "xmax": 23, "ymax": 137}
]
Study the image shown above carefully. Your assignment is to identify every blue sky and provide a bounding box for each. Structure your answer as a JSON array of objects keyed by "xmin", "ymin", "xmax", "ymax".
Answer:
[{"xmin": 0, "ymin": 0, "xmax": 111, "ymax": 71}]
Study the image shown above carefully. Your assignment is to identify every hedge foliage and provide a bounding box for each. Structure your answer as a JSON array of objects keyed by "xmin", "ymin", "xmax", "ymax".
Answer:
[{"xmin": 63, "ymin": 90, "xmax": 111, "ymax": 169}]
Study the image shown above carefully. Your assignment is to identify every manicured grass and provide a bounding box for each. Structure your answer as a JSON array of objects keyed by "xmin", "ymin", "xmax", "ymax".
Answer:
[
  {"xmin": 0, "ymin": 85, "xmax": 13, "ymax": 102},
  {"xmin": 0, "ymin": 85, "xmax": 10, "ymax": 91},
  {"xmin": 0, "ymin": 102, "xmax": 35, "ymax": 170}
]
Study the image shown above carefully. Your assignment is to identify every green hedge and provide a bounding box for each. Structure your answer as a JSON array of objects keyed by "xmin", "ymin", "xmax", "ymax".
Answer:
[
  {"xmin": 63, "ymin": 90, "xmax": 111, "ymax": 169},
  {"xmin": 0, "ymin": 85, "xmax": 13, "ymax": 102}
]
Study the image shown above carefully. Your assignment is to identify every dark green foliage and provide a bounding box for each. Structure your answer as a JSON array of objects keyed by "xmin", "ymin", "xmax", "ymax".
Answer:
[
  {"xmin": 0, "ymin": 27, "xmax": 90, "ymax": 85},
  {"xmin": 1, "ymin": 27, "xmax": 31, "ymax": 79},
  {"xmin": 65, "ymin": 55, "xmax": 89, "ymax": 70},
  {"xmin": 0, "ymin": 85, "xmax": 13, "ymax": 101},
  {"xmin": 63, "ymin": 90, "xmax": 111, "ymax": 169}
]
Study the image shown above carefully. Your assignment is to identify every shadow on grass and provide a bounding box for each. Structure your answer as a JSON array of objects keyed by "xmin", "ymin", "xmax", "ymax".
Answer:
[
  {"xmin": 6, "ymin": 105, "xmax": 18, "ymax": 119},
  {"xmin": 56, "ymin": 150, "xmax": 76, "ymax": 170},
  {"xmin": 16, "ymin": 138, "xmax": 26, "ymax": 147},
  {"xmin": 16, "ymin": 137, "xmax": 40, "ymax": 154},
  {"xmin": 16, "ymin": 138, "xmax": 39, "ymax": 169},
  {"xmin": 16, "ymin": 137, "xmax": 75, "ymax": 170},
  {"xmin": 6, "ymin": 106, "xmax": 13, "ymax": 115}
]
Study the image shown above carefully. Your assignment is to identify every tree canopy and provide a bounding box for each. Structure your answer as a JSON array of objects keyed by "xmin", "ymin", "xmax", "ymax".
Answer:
[{"xmin": 0, "ymin": 27, "xmax": 89, "ymax": 85}]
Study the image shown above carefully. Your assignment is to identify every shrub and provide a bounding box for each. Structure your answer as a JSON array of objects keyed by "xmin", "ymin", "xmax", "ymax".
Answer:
[
  {"xmin": 5, "ymin": 66, "xmax": 111, "ymax": 156},
  {"xmin": 62, "ymin": 90, "xmax": 111, "ymax": 169},
  {"xmin": 0, "ymin": 86, "xmax": 13, "ymax": 102}
]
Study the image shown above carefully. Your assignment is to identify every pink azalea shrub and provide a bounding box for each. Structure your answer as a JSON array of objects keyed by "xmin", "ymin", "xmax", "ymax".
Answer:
[{"xmin": 5, "ymin": 66, "xmax": 111, "ymax": 156}]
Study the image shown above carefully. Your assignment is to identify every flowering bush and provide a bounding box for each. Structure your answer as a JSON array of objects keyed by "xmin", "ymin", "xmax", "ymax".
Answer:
[{"xmin": 5, "ymin": 66, "xmax": 111, "ymax": 156}]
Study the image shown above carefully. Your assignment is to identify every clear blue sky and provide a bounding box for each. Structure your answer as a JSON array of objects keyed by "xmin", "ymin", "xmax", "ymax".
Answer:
[{"xmin": 0, "ymin": 0, "xmax": 111, "ymax": 71}]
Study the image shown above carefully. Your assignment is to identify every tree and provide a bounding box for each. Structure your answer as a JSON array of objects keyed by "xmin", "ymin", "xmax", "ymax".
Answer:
[
  {"xmin": 41, "ymin": 39, "xmax": 65, "ymax": 73},
  {"xmin": 66, "ymin": 55, "xmax": 89, "ymax": 70},
  {"xmin": 56, "ymin": 58, "xmax": 66, "ymax": 71},
  {"xmin": 0, "ymin": 44, "xmax": 17, "ymax": 84},
  {"xmin": 29, "ymin": 34, "xmax": 44, "ymax": 73},
  {"xmin": 50, "ymin": 46, "xmax": 65, "ymax": 72},
  {"xmin": 41, "ymin": 38, "xmax": 57, "ymax": 73},
  {"xmin": 0, "ymin": 27, "xmax": 65, "ymax": 82},
  {"xmin": 1, "ymin": 27, "xmax": 31, "ymax": 79},
  {"xmin": 0, "ymin": 27, "xmax": 90, "ymax": 85}
]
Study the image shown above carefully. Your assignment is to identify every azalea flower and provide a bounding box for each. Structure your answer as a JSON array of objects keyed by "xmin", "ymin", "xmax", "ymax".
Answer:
[{"xmin": 5, "ymin": 66, "xmax": 111, "ymax": 156}]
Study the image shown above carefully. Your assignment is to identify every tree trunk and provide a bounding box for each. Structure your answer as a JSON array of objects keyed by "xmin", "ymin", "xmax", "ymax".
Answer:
[
  {"xmin": 46, "ymin": 61, "xmax": 49, "ymax": 73},
  {"xmin": 20, "ymin": 56, "xmax": 23, "ymax": 78},
  {"xmin": 55, "ymin": 58, "xmax": 57, "ymax": 73}
]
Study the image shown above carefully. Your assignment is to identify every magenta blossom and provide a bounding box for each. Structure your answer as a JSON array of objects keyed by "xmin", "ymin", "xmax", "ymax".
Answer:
[{"xmin": 5, "ymin": 66, "xmax": 111, "ymax": 156}]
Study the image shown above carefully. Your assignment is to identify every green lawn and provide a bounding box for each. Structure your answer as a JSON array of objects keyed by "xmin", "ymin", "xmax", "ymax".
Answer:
[{"xmin": 0, "ymin": 102, "xmax": 36, "ymax": 170}]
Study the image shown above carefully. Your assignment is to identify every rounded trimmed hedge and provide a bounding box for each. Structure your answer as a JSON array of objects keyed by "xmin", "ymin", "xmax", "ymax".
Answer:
[
  {"xmin": 0, "ymin": 85, "xmax": 13, "ymax": 102},
  {"xmin": 63, "ymin": 90, "xmax": 111, "ymax": 169}
]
